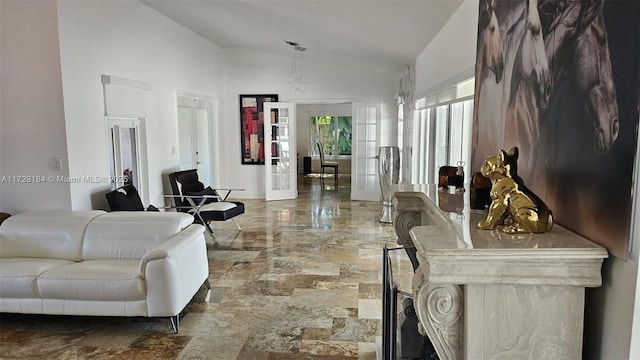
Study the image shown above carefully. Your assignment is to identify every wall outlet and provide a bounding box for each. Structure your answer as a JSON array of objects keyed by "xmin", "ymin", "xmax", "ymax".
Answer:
[{"xmin": 49, "ymin": 157, "xmax": 62, "ymax": 171}]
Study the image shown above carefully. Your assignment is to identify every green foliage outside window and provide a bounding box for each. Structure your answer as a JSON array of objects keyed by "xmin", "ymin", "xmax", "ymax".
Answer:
[
  {"xmin": 311, "ymin": 115, "xmax": 352, "ymax": 157},
  {"xmin": 336, "ymin": 116, "xmax": 352, "ymax": 155}
]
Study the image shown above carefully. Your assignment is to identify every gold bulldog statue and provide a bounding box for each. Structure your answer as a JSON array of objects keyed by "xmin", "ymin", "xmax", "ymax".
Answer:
[{"xmin": 477, "ymin": 147, "xmax": 553, "ymax": 234}]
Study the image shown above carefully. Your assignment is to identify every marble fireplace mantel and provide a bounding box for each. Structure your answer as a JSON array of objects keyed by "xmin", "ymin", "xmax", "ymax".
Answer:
[{"xmin": 393, "ymin": 184, "xmax": 609, "ymax": 360}]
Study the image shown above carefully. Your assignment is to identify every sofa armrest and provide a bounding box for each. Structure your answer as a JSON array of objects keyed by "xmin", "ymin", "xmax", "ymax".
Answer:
[
  {"xmin": 139, "ymin": 224, "xmax": 206, "ymax": 278},
  {"xmin": 140, "ymin": 224, "xmax": 209, "ymax": 317}
]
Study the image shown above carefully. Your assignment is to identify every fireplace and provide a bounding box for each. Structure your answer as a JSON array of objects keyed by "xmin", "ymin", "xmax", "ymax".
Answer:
[{"xmin": 382, "ymin": 246, "xmax": 438, "ymax": 360}]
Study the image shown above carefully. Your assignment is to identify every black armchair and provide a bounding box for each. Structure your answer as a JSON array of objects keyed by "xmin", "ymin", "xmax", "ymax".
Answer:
[
  {"xmin": 167, "ymin": 169, "xmax": 244, "ymax": 238},
  {"xmin": 106, "ymin": 184, "xmax": 159, "ymax": 212}
]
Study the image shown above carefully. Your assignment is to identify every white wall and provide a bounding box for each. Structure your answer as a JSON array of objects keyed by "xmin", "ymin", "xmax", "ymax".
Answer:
[
  {"xmin": 412, "ymin": 0, "xmax": 639, "ymax": 358},
  {"xmin": 0, "ymin": 0, "xmax": 72, "ymax": 214},
  {"xmin": 56, "ymin": 1, "xmax": 225, "ymax": 210},
  {"xmin": 414, "ymin": 0, "xmax": 479, "ymax": 98},
  {"xmin": 2, "ymin": 1, "xmax": 396, "ymax": 207},
  {"xmin": 222, "ymin": 47, "xmax": 396, "ymax": 198}
]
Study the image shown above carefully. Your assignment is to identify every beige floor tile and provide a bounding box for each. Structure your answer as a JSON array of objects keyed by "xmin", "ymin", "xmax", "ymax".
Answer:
[{"xmin": 0, "ymin": 175, "xmax": 404, "ymax": 359}]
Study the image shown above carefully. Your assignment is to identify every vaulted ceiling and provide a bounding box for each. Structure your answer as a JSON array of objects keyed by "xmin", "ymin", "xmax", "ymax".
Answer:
[{"xmin": 140, "ymin": 0, "xmax": 464, "ymax": 76}]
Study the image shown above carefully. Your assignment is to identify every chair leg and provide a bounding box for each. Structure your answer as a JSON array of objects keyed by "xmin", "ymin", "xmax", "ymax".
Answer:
[
  {"xmin": 169, "ymin": 314, "xmax": 180, "ymax": 334},
  {"xmin": 231, "ymin": 218, "xmax": 242, "ymax": 231},
  {"xmin": 204, "ymin": 279, "xmax": 211, "ymax": 290},
  {"xmin": 204, "ymin": 222, "xmax": 217, "ymax": 240}
]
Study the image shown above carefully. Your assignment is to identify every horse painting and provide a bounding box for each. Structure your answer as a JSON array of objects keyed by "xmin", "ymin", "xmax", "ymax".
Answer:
[
  {"xmin": 474, "ymin": 0, "xmax": 620, "ymax": 173},
  {"xmin": 472, "ymin": 0, "xmax": 551, "ymax": 177},
  {"xmin": 473, "ymin": 0, "xmax": 639, "ymax": 259},
  {"xmin": 503, "ymin": 0, "xmax": 552, "ymax": 177},
  {"xmin": 574, "ymin": 13, "xmax": 619, "ymax": 152},
  {"xmin": 475, "ymin": 0, "xmax": 505, "ymax": 94},
  {"xmin": 472, "ymin": 0, "xmax": 506, "ymax": 170},
  {"xmin": 540, "ymin": 0, "xmax": 619, "ymax": 154}
]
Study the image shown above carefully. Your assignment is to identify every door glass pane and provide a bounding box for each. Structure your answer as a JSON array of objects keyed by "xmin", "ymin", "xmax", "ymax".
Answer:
[
  {"xmin": 357, "ymin": 159, "xmax": 367, "ymax": 174},
  {"xmin": 279, "ymin": 108, "xmax": 289, "ymax": 122},
  {"xmin": 357, "ymin": 175, "xmax": 376, "ymax": 190},
  {"xmin": 366, "ymin": 141, "xmax": 376, "ymax": 159},
  {"xmin": 280, "ymin": 141, "xmax": 290, "ymax": 160},
  {"xmin": 366, "ymin": 158, "xmax": 376, "ymax": 174},
  {"xmin": 367, "ymin": 107, "xmax": 377, "ymax": 121},
  {"xmin": 356, "ymin": 142, "xmax": 367, "ymax": 156},
  {"xmin": 357, "ymin": 124, "xmax": 367, "ymax": 139},
  {"xmin": 269, "ymin": 106, "xmax": 293, "ymax": 192}
]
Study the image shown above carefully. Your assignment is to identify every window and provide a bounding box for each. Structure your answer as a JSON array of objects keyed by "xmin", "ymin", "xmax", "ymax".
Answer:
[
  {"xmin": 412, "ymin": 98, "xmax": 473, "ymax": 184},
  {"xmin": 310, "ymin": 114, "xmax": 352, "ymax": 157},
  {"xmin": 397, "ymin": 103, "xmax": 404, "ymax": 181}
]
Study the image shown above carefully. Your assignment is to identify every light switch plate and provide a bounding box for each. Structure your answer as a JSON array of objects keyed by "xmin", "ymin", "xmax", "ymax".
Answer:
[{"xmin": 49, "ymin": 157, "xmax": 62, "ymax": 171}]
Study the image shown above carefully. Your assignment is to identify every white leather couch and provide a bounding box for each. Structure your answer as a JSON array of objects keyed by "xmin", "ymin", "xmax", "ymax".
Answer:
[{"xmin": 0, "ymin": 210, "xmax": 209, "ymax": 333}]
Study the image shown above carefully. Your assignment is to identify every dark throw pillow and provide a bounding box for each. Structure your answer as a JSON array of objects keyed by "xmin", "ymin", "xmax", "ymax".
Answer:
[{"xmin": 185, "ymin": 186, "xmax": 220, "ymax": 205}]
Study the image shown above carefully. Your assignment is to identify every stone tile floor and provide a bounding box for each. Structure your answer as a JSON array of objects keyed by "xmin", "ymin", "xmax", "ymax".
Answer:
[{"xmin": 0, "ymin": 175, "xmax": 414, "ymax": 359}]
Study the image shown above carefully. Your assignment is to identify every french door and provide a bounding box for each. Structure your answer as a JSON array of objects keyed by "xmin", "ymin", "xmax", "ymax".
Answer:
[
  {"xmin": 177, "ymin": 96, "xmax": 213, "ymax": 186},
  {"xmin": 263, "ymin": 102, "xmax": 297, "ymax": 201},
  {"xmin": 351, "ymin": 102, "xmax": 381, "ymax": 201}
]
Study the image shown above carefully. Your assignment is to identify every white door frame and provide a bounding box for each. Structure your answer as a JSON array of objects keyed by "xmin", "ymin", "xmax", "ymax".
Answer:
[{"xmin": 106, "ymin": 117, "xmax": 149, "ymax": 204}]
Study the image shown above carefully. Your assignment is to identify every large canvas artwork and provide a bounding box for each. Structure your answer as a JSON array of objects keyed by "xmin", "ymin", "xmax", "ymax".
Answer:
[
  {"xmin": 472, "ymin": 0, "xmax": 639, "ymax": 259},
  {"xmin": 240, "ymin": 94, "xmax": 278, "ymax": 165}
]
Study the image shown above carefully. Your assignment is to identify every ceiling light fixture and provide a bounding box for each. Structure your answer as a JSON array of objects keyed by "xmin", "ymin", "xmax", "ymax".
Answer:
[{"xmin": 286, "ymin": 41, "xmax": 310, "ymax": 92}]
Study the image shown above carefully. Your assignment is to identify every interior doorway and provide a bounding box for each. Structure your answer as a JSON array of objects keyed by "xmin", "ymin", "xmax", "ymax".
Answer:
[
  {"xmin": 296, "ymin": 103, "xmax": 353, "ymax": 193},
  {"xmin": 294, "ymin": 101, "xmax": 381, "ymax": 201},
  {"xmin": 106, "ymin": 117, "xmax": 148, "ymax": 204},
  {"xmin": 177, "ymin": 95, "xmax": 215, "ymax": 186}
]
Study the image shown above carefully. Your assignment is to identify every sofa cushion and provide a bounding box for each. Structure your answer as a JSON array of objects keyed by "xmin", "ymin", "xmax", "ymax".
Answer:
[
  {"xmin": 37, "ymin": 259, "xmax": 144, "ymax": 301},
  {"xmin": 0, "ymin": 211, "xmax": 106, "ymax": 261},
  {"xmin": 0, "ymin": 258, "xmax": 75, "ymax": 298},
  {"xmin": 200, "ymin": 202, "xmax": 237, "ymax": 212},
  {"xmin": 82, "ymin": 212, "xmax": 194, "ymax": 260}
]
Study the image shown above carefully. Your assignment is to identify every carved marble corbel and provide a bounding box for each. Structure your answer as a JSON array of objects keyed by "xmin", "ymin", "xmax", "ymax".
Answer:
[
  {"xmin": 394, "ymin": 211, "xmax": 421, "ymax": 247},
  {"xmin": 414, "ymin": 268, "xmax": 463, "ymax": 360}
]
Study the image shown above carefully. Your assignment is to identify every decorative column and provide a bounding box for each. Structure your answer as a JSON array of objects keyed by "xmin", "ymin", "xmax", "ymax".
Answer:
[{"xmin": 378, "ymin": 146, "xmax": 400, "ymax": 223}]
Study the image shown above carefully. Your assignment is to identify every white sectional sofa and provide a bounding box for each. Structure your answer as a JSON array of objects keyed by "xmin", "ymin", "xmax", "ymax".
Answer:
[{"xmin": 0, "ymin": 210, "xmax": 209, "ymax": 333}]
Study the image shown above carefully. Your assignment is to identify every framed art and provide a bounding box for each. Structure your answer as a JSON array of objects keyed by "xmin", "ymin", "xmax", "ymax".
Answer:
[
  {"xmin": 471, "ymin": 0, "xmax": 640, "ymax": 259},
  {"xmin": 239, "ymin": 94, "xmax": 278, "ymax": 165}
]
